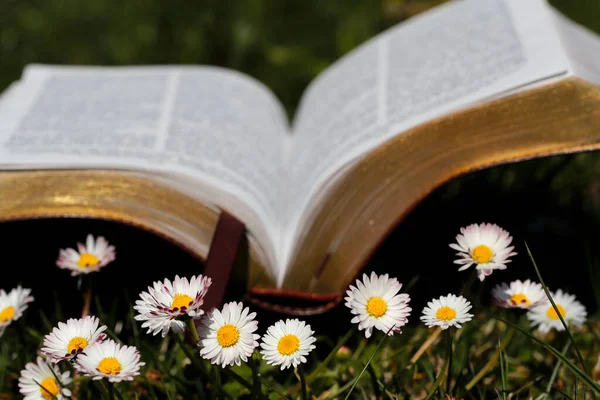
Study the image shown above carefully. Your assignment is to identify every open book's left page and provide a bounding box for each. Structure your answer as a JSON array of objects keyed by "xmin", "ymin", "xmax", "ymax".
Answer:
[{"xmin": 0, "ymin": 65, "xmax": 289, "ymax": 280}]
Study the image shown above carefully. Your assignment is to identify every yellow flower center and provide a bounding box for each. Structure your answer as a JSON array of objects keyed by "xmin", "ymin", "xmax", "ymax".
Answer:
[
  {"xmin": 472, "ymin": 244, "xmax": 493, "ymax": 263},
  {"xmin": 171, "ymin": 293, "xmax": 194, "ymax": 310},
  {"xmin": 546, "ymin": 304, "xmax": 566, "ymax": 320},
  {"xmin": 39, "ymin": 377, "xmax": 60, "ymax": 400},
  {"xmin": 217, "ymin": 324, "xmax": 240, "ymax": 347},
  {"xmin": 77, "ymin": 253, "xmax": 99, "ymax": 268},
  {"xmin": 67, "ymin": 336, "xmax": 89, "ymax": 354},
  {"xmin": 98, "ymin": 357, "xmax": 121, "ymax": 375},
  {"xmin": 366, "ymin": 297, "xmax": 387, "ymax": 317},
  {"xmin": 510, "ymin": 293, "xmax": 530, "ymax": 306},
  {"xmin": 436, "ymin": 306, "xmax": 457, "ymax": 321},
  {"xmin": 0, "ymin": 306, "xmax": 15, "ymax": 323},
  {"xmin": 277, "ymin": 334, "xmax": 300, "ymax": 356}
]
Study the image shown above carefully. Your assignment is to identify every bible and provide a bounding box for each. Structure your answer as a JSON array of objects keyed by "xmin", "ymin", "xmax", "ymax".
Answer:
[{"xmin": 1, "ymin": 0, "xmax": 600, "ymax": 313}]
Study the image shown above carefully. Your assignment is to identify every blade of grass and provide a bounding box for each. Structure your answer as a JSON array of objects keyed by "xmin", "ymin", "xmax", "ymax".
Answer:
[
  {"xmin": 113, "ymin": 385, "xmax": 126, "ymax": 400},
  {"xmin": 258, "ymin": 377, "xmax": 293, "ymax": 400},
  {"xmin": 367, "ymin": 363, "xmax": 381, "ymax": 399},
  {"xmin": 498, "ymin": 339, "xmax": 507, "ymax": 400},
  {"xmin": 289, "ymin": 325, "xmax": 357, "ymax": 396},
  {"xmin": 308, "ymin": 326, "xmax": 356, "ymax": 380},
  {"xmin": 425, "ymin": 347, "xmax": 450, "ymax": 400},
  {"xmin": 406, "ymin": 327, "xmax": 442, "ymax": 369},
  {"xmin": 494, "ymin": 315, "xmax": 600, "ymax": 395},
  {"xmin": 344, "ymin": 326, "xmax": 394, "ymax": 400},
  {"xmin": 544, "ymin": 341, "xmax": 571, "ymax": 398},
  {"xmin": 103, "ymin": 380, "xmax": 114, "ymax": 400},
  {"xmin": 222, "ymin": 368, "xmax": 269, "ymax": 400},
  {"xmin": 556, "ymin": 387, "xmax": 576, "ymax": 400},
  {"xmin": 465, "ymin": 327, "xmax": 515, "ymax": 391},
  {"xmin": 33, "ymin": 378, "xmax": 58, "ymax": 400},
  {"xmin": 525, "ymin": 242, "xmax": 589, "ymax": 375}
]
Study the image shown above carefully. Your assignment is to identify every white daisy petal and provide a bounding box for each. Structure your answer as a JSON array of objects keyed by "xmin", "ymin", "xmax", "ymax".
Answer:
[
  {"xmin": 491, "ymin": 280, "xmax": 548, "ymax": 309},
  {"xmin": 18, "ymin": 357, "xmax": 72, "ymax": 400},
  {"xmin": 344, "ymin": 273, "xmax": 411, "ymax": 338},
  {"xmin": 420, "ymin": 294, "xmax": 474, "ymax": 330},
  {"xmin": 526, "ymin": 289, "xmax": 587, "ymax": 333},
  {"xmin": 134, "ymin": 274, "xmax": 212, "ymax": 337},
  {"xmin": 41, "ymin": 315, "xmax": 108, "ymax": 362},
  {"xmin": 56, "ymin": 235, "xmax": 116, "ymax": 276},
  {"xmin": 450, "ymin": 223, "xmax": 516, "ymax": 281},
  {"xmin": 198, "ymin": 302, "xmax": 259, "ymax": 368},
  {"xmin": 74, "ymin": 339, "xmax": 144, "ymax": 383},
  {"xmin": 259, "ymin": 319, "xmax": 316, "ymax": 370},
  {"xmin": 0, "ymin": 286, "xmax": 34, "ymax": 335}
]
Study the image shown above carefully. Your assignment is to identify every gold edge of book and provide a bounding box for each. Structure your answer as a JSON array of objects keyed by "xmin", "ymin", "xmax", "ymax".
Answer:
[
  {"xmin": 282, "ymin": 77, "xmax": 600, "ymax": 294},
  {"xmin": 0, "ymin": 169, "xmax": 276, "ymax": 288}
]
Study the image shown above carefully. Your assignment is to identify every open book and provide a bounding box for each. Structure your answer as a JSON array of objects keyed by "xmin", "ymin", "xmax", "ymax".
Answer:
[{"xmin": 1, "ymin": 0, "xmax": 600, "ymax": 310}]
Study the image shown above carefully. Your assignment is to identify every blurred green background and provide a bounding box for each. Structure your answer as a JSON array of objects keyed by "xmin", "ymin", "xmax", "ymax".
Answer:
[
  {"xmin": 1, "ymin": 0, "xmax": 598, "ymax": 117},
  {"xmin": 2, "ymin": 0, "xmax": 600, "ymax": 311}
]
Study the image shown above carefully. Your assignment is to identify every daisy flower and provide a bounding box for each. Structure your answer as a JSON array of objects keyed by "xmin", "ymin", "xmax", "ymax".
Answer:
[
  {"xmin": 19, "ymin": 357, "xmax": 72, "ymax": 400},
  {"xmin": 421, "ymin": 294, "xmax": 474, "ymax": 330},
  {"xmin": 75, "ymin": 339, "xmax": 144, "ymax": 382},
  {"xmin": 0, "ymin": 286, "xmax": 34, "ymax": 336},
  {"xmin": 344, "ymin": 272, "xmax": 412, "ymax": 338},
  {"xmin": 134, "ymin": 274, "xmax": 212, "ymax": 337},
  {"xmin": 41, "ymin": 315, "xmax": 107, "ymax": 362},
  {"xmin": 260, "ymin": 319, "xmax": 316, "ymax": 370},
  {"xmin": 57, "ymin": 234, "xmax": 116, "ymax": 276},
  {"xmin": 491, "ymin": 279, "xmax": 547, "ymax": 309},
  {"xmin": 449, "ymin": 223, "xmax": 516, "ymax": 281},
  {"xmin": 527, "ymin": 289, "xmax": 587, "ymax": 334},
  {"xmin": 198, "ymin": 301, "xmax": 259, "ymax": 368}
]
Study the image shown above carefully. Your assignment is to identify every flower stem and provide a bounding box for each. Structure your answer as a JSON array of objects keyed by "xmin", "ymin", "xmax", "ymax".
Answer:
[
  {"xmin": 460, "ymin": 269, "xmax": 478, "ymax": 297},
  {"xmin": 185, "ymin": 319, "xmax": 200, "ymax": 344},
  {"xmin": 445, "ymin": 328, "xmax": 454, "ymax": 393},
  {"xmin": 249, "ymin": 354, "xmax": 263, "ymax": 398},
  {"xmin": 80, "ymin": 276, "xmax": 93, "ymax": 318},
  {"xmin": 298, "ymin": 364, "xmax": 308, "ymax": 400},
  {"xmin": 103, "ymin": 380, "xmax": 114, "ymax": 399},
  {"xmin": 223, "ymin": 368, "xmax": 269, "ymax": 400}
]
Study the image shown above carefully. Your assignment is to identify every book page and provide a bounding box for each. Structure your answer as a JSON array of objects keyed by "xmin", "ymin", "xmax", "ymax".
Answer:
[
  {"xmin": 282, "ymin": 0, "xmax": 571, "ymax": 281},
  {"xmin": 0, "ymin": 65, "xmax": 289, "ymax": 277}
]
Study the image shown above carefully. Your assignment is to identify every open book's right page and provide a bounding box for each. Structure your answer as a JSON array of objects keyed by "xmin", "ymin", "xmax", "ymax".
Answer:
[{"xmin": 280, "ymin": 0, "xmax": 572, "ymax": 280}]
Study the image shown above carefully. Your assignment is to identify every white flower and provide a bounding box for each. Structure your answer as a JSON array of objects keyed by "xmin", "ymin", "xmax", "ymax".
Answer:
[
  {"xmin": 19, "ymin": 357, "xmax": 72, "ymax": 400},
  {"xmin": 260, "ymin": 319, "xmax": 316, "ymax": 370},
  {"xmin": 198, "ymin": 301, "xmax": 259, "ymax": 368},
  {"xmin": 491, "ymin": 279, "xmax": 547, "ymax": 309},
  {"xmin": 0, "ymin": 286, "xmax": 34, "ymax": 336},
  {"xmin": 75, "ymin": 339, "xmax": 144, "ymax": 382},
  {"xmin": 450, "ymin": 223, "xmax": 516, "ymax": 281},
  {"xmin": 41, "ymin": 315, "xmax": 107, "ymax": 362},
  {"xmin": 134, "ymin": 274, "xmax": 212, "ymax": 337},
  {"xmin": 57, "ymin": 234, "xmax": 116, "ymax": 276},
  {"xmin": 345, "ymin": 272, "xmax": 411, "ymax": 338},
  {"xmin": 421, "ymin": 294, "xmax": 474, "ymax": 330},
  {"xmin": 527, "ymin": 289, "xmax": 587, "ymax": 334}
]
